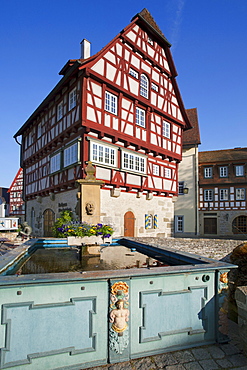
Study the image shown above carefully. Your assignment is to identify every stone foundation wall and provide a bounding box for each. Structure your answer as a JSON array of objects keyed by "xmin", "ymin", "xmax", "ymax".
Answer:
[
  {"xmin": 101, "ymin": 189, "xmax": 175, "ymax": 237},
  {"xmin": 235, "ymin": 286, "xmax": 247, "ymax": 354}
]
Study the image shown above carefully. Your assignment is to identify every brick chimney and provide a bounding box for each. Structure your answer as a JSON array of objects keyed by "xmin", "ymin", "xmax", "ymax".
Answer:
[{"xmin": 80, "ymin": 39, "xmax": 91, "ymax": 59}]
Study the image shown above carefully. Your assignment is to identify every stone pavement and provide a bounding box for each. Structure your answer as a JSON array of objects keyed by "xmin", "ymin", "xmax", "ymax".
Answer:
[{"xmin": 86, "ymin": 320, "xmax": 247, "ymax": 370}]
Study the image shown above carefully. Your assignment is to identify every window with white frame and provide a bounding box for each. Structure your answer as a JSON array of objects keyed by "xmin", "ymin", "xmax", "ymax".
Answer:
[
  {"xmin": 235, "ymin": 165, "xmax": 244, "ymax": 177},
  {"xmin": 50, "ymin": 153, "xmax": 61, "ymax": 173},
  {"xmin": 64, "ymin": 142, "xmax": 79, "ymax": 167},
  {"xmin": 37, "ymin": 123, "xmax": 42, "ymax": 138},
  {"xmin": 164, "ymin": 167, "xmax": 172, "ymax": 179},
  {"xmin": 69, "ymin": 88, "xmax": 77, "ymax": 110},
  {"xmin": 129, "ymin": 68, "xmax": 138, "ymax": 79},
  {"xmin": 136, "ymin": 107, "xmax": 146, "ymax": 128},
  {"xmin": 151, "ymin": 82, "xmax": 158, "ymax": 92},
  {"xmin": 219, "ymin": 166, "xmax": 228, "ymax": 178},
  {"xmin": 147, "ymin": 36, "xmax": 154, "ymax": 45},
  {"xmin": 105, "ymin": 91, "xmax": 117, "ymax": 115},
  {"xmin": 175, "ymin": 216, "xmax": 184, "ymax": 232},
  {"xmin": 204, "ymin": 189, "xmax": 213, "ymax": 201},
  {"xmin": 204, "ymin": 167, "xmax": 212, "ymax": 178},
  {"xmin": 153, "ymin": 164, "xmax": 159, "ymax": 176},
  {"xmin": 220, "ymin": 188, "xmax": 228, "ymax": 201},
  {"xmin": 57, "ymin": 102, "xmax": 63, "ymax": 121},
  {"xmin": 122, "ymin": 151, "xmax": 146, "ymax": 174},
  {"xmin": 140, "ymin": 74, "xmax": 149, "ymax": 98},
  {"xmin": 178, "ymin": 181, "xmax": 184, "ymax": 194},
  {"xmin": 91, "ymin": 141, "xmax": 117, "ymax": 167},
  {"xmin": 236, "ymin": 188, "xmax": 245, "ymax": 200},
  {"xmin": 162, "ymin": 121, "xmax": 170, "ymax": 139}
]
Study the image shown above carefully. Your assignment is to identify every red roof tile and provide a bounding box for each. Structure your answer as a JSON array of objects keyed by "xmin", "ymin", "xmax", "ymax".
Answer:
[
  {"xmin": 199, "ymin": 147, "xmax": 247, "ymax": 163},
  {"xmin": 183, "ymin": 108, "xmax": 201, "ymax": 146}
]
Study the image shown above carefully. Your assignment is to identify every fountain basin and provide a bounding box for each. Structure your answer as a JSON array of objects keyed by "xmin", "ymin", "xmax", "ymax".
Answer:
[{"xmin": 0, "ymin": 238, "xmax": 237, "ymax": 369}]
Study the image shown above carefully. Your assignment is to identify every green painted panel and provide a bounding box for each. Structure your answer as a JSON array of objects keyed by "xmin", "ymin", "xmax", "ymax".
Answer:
[
  {"xmin": 0, "ymin": 280, "xmax": 108, "ymax": 370},
  {"xmin": 130, "ymin": 271, "xmax": 215, "ymax": 356}
]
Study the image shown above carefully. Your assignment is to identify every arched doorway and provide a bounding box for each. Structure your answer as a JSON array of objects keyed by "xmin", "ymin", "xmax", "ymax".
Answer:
[
  {"xmin": 232, "ymin": 215, "xmax": 247, "ymax": 234},
  {"xmin": 43, "ymin": 209, "xmax": 55, "ymax": 237},
  {"xmin": 124, "ymin": 211, "xmax": 135, "ymax": 237}
]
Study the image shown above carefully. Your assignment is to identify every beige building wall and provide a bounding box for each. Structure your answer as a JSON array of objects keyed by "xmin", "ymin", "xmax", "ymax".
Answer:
[
  {"xmin": 174, "ymin": 146, "xmax": 199, "ymax": 236},
  {"xmin": 26, "ymin": 188, "xmax": 175, "ymax": 238},
  {"xmin": 101, "ymin": 189, "xmax": 175, "ymax": 237}
]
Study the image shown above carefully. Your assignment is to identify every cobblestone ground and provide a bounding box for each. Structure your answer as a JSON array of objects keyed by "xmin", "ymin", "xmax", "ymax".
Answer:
[{"xmin": 132, "ymin": 237, "xmax": 246, "ymax": 262}]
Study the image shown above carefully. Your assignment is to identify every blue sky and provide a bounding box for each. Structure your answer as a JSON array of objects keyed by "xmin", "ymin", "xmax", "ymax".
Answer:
[{"xmin": 1, "ymin": 0, "xmax": 247, "ymax": 188}]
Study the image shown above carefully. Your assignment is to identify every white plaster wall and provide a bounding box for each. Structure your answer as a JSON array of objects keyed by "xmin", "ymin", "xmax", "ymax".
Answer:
[{"xmin": 174, "ymin": 146, "xmax": 199, "ymax": 235}]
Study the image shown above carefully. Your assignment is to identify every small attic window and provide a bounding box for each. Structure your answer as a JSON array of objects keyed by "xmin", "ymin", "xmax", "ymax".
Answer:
[{"xmin": 147, "ymin": 36, "xmax": 153, "ymax": 45}]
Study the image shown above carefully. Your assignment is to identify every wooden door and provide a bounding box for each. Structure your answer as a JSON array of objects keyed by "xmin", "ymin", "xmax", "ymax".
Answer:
[
  {"xmin": 43, "ymin": 209, "xmax": 55, "ymax": 237},
  {"xmin": 124, "ymin": 211, "xmax": 135, "ymax": 237},
  {"xmin": 204, "ymin": 218, "xmax": 217, "ymax": 234}
]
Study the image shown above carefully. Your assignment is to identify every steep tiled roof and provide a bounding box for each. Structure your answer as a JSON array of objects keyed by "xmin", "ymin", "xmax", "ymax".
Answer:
[
  {"xmin": 199, "ymin": 147, "xmax": 247, "ymax": 163},
  {"xmin": 132, "ymin": 8, "xmax": 171, "ymax": 47},
  {"xmin": 183, "ymin": 108, "xmax": 201, "ymax": 146}
]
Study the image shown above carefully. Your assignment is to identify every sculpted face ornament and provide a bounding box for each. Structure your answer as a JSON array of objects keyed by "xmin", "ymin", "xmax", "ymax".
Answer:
[{"xmin": 85, "ymin": 202, "xmax": 95, "ymax": 215}]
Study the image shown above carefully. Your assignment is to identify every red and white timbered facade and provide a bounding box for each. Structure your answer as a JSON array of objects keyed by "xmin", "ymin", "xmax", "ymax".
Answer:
[
  {"xmin": 8, "ymin": 168, "xmax": 25, "ymax": 222},
  {"xmin": 14, "ymin": 9, "xmax": 191, "ymax": 237}
]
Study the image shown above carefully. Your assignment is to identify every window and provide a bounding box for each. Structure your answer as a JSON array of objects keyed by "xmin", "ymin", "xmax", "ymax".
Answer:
[
  {"xmin": 220, "ymin": 189, "xmax": 228, "ymax": 201},
  {"xmin": 69, "ymin": 88, "xmax": 77, "ymax": 110},
  {"xmin": 122, "ymin": 151, "xmax": 146, "ymax": 174},
  {"xmin": 140, "ymin": 74, "xmax": 148, "ymax": 98},
  {"xmin": 64, "ymin": 142, "xmax": 78, "ymax": 167},
  {"xmin": 37, "ymin": 123, "xmax": 42, "ymax": 138},
  {"xmin": 57, "ymin": 102, "xmax": 63, "ymax": 120},
  {"xmin": 219, "ymin": 166, "xmax": 228, "ymax": 178},
  {"xmin": 162, "ymin": 121, "xmax": 170, "ymax": 139},
  {"xmin": 178, "ymin": 181, "xmax": 184, "ymax": 195},
  {"xmin": 147, "ymin": 36, "xmax": 154, "ymax": 45},
  {"xmin": 105, "ymin": 91, "xmax": 117, "ymax": 115},
  {"xmin": 204, "ymin": 189, "xmax": 213, "ymax": 201},
  {"xmin": 50, "ymin": 153, "xmax": 61, "ymax": 173},
  {"xmin": 164, "ymin": 168, "xmax": 172, "ymax": 179},
  {"xmin": 175, "ymin": 216, "xmax": 184, "ymax": 232},
  {"xmin": 233, "ymin": 216, "xmax": 247, "ymax": 234},
  {"xmin": 235, "ymin": 165, "xmax": 244, "ymax": 177},
  {"xmin": 136, "ymin": 107, "xmax": 146, "ymax": 128},
  {"xmin": 129, "ymin": 68, "xmax": 138, "ymax": 79},
  {"xmin": 236, "ymin": 188, "xmax": 245, "ymax": 200},
  {"xmin": 151, "ymin": 82, "xmax": 158, "ymax": 92},
  {"xmin": 91, "ymin": 141, "xmax": 117, "ymax": 167},
  {"xmin": 204, "ymin": 167, "xmax": 212, "ymax": 178},
  {"xmin": 153, "ymin": 164, "xmax": 159, "ymax": 176}
]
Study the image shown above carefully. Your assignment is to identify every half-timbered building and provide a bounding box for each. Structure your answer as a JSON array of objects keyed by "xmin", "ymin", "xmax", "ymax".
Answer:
[
  {"xmin": 199, "ymin": 147, "xmax": 247, "ymax": 237},
  {"xmin": 8, "ymin": 168, "xmax": 25, "ymax": 223},
  {"xmin": 14, "ymin": 9, "xmax": 191, "ymax": 237}
]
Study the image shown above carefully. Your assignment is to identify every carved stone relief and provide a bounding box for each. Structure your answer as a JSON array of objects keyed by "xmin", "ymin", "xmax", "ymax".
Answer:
[{"xmin": 109, "ymin": 281, "xmax": 129, "ymax": 354}]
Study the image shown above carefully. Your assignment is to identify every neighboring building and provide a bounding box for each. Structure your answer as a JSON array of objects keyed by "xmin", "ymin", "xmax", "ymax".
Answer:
[
  {"xmin": 8, "ymin": 168, "xmax": 25, "ymax": 223},
  {"xmin": 14, "ymin": 9, "xmax": 191, "ymax": 237},
  {"xmin": 174, "ymin": 108, "xmax": 201, "ymax": 237},
  {"xmin": 0, "ymin": 187, "xmax": 9, "ymax": 216},
  {"xmin": 199, "ymin": 147, "xmax": 247, "ymax": 237}
]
